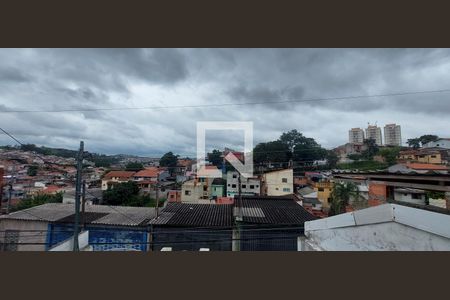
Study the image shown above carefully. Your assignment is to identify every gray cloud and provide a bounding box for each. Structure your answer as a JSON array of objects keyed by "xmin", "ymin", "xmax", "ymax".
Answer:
[{"xmin": 1, "ymin": 48, "xmax": 450, "ymax": 155}]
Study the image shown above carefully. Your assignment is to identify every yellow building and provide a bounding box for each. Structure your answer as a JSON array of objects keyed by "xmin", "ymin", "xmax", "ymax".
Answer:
[
  {"xmin": 314, "ymin": 181, "xmax": 334, "ymax": 208},
  {"xmin": 261, "ymin": 169, "xmax": 293, "ymax": 196},
  {"xmin": 399, "ymin": 149, "xmax": 443, "ymax": 164}
]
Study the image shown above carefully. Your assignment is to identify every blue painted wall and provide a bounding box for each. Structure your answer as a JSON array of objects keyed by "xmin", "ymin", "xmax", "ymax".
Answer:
[{"xmin": 47, "ymin": 224, "xmax": 148, "ymax": 251}]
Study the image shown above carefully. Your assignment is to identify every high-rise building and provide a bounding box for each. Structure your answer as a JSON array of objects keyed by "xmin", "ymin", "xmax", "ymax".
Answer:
[
  {"xmin": 348, "ymin": 128, "xmax": 365, "ymax": 144},
  {"xmin": 365, "ymin": 125, "xmax": 382, "ymax": 145},
  {"xmin": 384, "ymin": 124, "xmax": 401, "ymax": 146}
]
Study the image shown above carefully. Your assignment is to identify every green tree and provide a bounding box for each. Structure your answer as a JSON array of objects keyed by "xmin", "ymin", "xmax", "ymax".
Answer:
[
  {"xmin": 12, "ymin": 192, "xmax": 63, "ymax": 212},
  {"xmin": 27, "ymin": 165, "xmax": 39, "ymax": 176},
  {"xmin": 208, "ymin": 149, "xmax": 223, "ymax": 167},
  {"xmin": 326, "ymin": 150, "xmax": 339, "ymax": 168},
  {"xmin": 103, "ymin": 181, "xmax": 140, "ymax": 206},
  {"xmin": 125, "ymin": 162, "xmax": 144, "ymax": 171},
  {"xmin": 253, "ymin": 141, "xmax": 290, "ymax": 164},
  {"xmin": 279, "ymin": 129, "xmax": 306, "ymax": 152},
  {"xmin": 329, "ymin": 182, "xmax": 360, "ymax": 216},
  {"xmin": 361, "ymin": 138, "xmax": 379, "ymax": 160},
  {"xmin": 418, "ymin": 134, "xmax": 439, "ymax": 146},
  {"xmin": 160, "ymin": 152, "xmax": 178, "ymax": 175},
  {"xmin": 378, "ymin": 147, "xmax": 401, "ymax": 166},
  {"xmin": 407, "ymin": 138, "xmax": 421, "ymax": 149}
]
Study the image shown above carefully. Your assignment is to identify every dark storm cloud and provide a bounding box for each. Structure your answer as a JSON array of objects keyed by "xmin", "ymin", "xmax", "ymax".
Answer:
[
  {"xmin": 1, "ymin": 48, "xmax": 450, "ymax": 154},
  {"xmin": 226, "ymin": 84, "xmax": 304, "ymax": 110},
  {"xmin": 0, "ymin": 67, "xmax": 31, "ymax": 83}
]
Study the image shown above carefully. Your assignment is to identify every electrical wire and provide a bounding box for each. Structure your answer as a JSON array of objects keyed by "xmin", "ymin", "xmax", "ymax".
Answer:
[{"xmin": 1, "ymin": 88, "xmax": 450, "ymax": 114}]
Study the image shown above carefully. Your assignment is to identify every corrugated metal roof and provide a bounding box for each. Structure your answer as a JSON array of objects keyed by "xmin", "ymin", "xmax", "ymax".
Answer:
[
  {"xmin": 0, "ymin": 203, "xmax": 156, "ymax": 226},
  {"xmin": 149, "ymin": 203, "xmax": 233, "ymax": 227},
  {"xmin": 236, "ymin": 196, "xmax": 317, "ymax": 225}
]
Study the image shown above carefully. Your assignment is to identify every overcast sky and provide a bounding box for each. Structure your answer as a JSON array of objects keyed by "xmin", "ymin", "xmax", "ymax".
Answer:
[{"xmin": 0, "ymin": 48, "xmax": 449, "ymax": 157}]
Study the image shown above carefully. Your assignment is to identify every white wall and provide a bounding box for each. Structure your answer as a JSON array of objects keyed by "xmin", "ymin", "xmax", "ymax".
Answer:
[
  {"xmin": 394, "ymin": 191, "xmax": 426, "ymax": 205},
  {"xmin": 304, "ymin": 222, "xmax": 450, "ymax": 251}
]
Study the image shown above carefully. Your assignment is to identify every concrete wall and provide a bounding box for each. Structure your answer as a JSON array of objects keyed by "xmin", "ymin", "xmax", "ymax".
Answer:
[
  {"xmin": 0, "ymin": 219, "xmax": 48, "ymax": 251},
  {"xmin": 304, "ymin": 221, "xmax": 450, "ymax": 251}
]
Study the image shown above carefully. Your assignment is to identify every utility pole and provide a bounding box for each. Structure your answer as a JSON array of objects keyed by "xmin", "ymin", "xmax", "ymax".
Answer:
[
  {"xmin": 6, "ymin": 183, "xmax": 12, "ymax": 214},
  {"xmin": 233, "ymin": 173, "xmax": 243, "ymax": 251},
  {"xmin": 155, "ymin": 174, "xmax": 160, "ymax": 217},
  {"xmin": 81, "ymin": 179, "xmax": 86, "ymax": 228},
  {"xmin": 73, "ymin": 141, "xmax": 84, "ymax": 251}
]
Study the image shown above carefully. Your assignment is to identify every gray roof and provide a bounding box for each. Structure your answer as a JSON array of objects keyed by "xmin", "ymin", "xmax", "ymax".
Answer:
[
  {"xmin": 0, "ymin": 203, "xmax": 156, "ymax": 227},
  {"xmin": 298, "ymin": 186, "xmax": 314, "ymax": 196}
]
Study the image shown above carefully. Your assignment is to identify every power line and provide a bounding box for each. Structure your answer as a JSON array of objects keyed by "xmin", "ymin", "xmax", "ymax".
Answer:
[{"xmin": 1, "ymin": 88, "xmax": 450, "ymax": 114}]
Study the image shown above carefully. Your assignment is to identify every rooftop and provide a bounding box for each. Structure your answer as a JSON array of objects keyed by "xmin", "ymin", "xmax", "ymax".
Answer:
[
  {"xmin": 149, "ymin": 203, "xmax": 233, "ymax": 227},
  {"xmin": 235, "ymin": 195, "xmax": 316, "ymax": 225},
  {"xmin": 103, "ymin": 171, "xmax": 136, "ymax": 180},
  {"xmin": 0, "ymin": 203, "xmax": 156, "ymax": 226},
  {"xmin": 134, "ymin": 167, "xmax": 163, "ymax": 178},
  {"xmin": 305, "ymin": 203, "xmax": 450, "ymax": 240}
]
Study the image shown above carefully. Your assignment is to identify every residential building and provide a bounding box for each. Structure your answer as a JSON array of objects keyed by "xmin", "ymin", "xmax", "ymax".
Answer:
[
  {"xmin": 133, "ymin": 167, "xmax": 169, "ymax": 182},
  {"xmin": 261, "ymin": 169, "xmax": 293, "ymax": 196},
  {"xmin": 226, "ymin": 171, "xmax": 261, "ymax": 198},
  {"xmin": 0, "ymin": 203, "xmax": 156, "ymax": 251},
  {"xmin": 101, "ymin": 171, "xmax": 136, "ymax": 190},
  {"xmin": 234, "ymin": 195, "xmax": 316, "ymax": 251},
  {"xmin": 167, "ymin": 190, "xmax": 181, "ymax": 203},
  {"xmin": 365, "ymin": 124, "xmax": 382, "ymax": 145},
  {"xmin": 394, "ymin": 188, "xmax": 426, "ymax": 205},
  {"xmin": 181, "ymin": 178, "xmax": 212, "ymax": 203},
  {"xmin": 211, "ymin": 178, "xmax": 225, "ymax": 199},
  {"xmin": 348, "ymin": 128, "xmax": 365, "ymax": 144},
  {"xmin": 314, "ymin": 181, "xmax": 333, "ymax": 209},
  {"xmin": 301, "ymin": 204, "xmax": 450, "ymax": 251},
  {"xmin": 150, "ymin": 203, "xmax": 233, "ymax": 251},
  {"xmin": 423, "ymin": 138, "xmax": 450, "ymax": 149},
  {"xmin": 399, "ymin": 148, "xmax": 449, "ymax": 165},
  {"xmin": 384, "ymin": 124, "xmax": 402, "ymax": 146}
]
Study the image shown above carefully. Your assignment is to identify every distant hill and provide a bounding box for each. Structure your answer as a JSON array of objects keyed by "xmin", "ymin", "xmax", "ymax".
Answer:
[{"xmin": 0, "ymin": 144, "xmax": 126, "ymax": 167}]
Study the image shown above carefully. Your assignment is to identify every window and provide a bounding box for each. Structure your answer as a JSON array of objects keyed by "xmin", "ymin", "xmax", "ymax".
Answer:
[
  {"xmin": 232, "ymin": 184, "xmax": 236, "ymax": 188},
  {"xmin": 203, "ymin": 186, "xmax": 208, "ymax": 191},
  {"xmin": 282, "ymin": 178, "xmax": 288, "ymax": 183},
  {"xmin": 318, "ymin": 188, "xmax": 324, "ymax": 192},
  {"xmin": 170, "ymin": 194, "xmax": 175, "ymax": 199},
  {"xmin": 232, "ymin": 174, "xmax": 237, "ymax": 178},
  {"xmin": 411, "ymin": 193, "xmax": 421, "ymax": 199},
  {"xmin": 275, "ymin": 187, "xmax": 279, "ymax": 190},
  {"xmin": 242, "ymin": 184, "xmax": 246, "ymax": 189},
  {"xmin": 431, "ymin": 155, "xmax": 436, "ymax": 158},
  {"xmin": 250, "ymin": 185, "xmax": 255, "ymax": 189},
  {"xmin": 327, "ymin": 198, "xmax": 331, "ymax": 203},
  {"xmin": 228, "ymin": 184, "xmax": 230, "ymax": 187},
  {"xmin": 185, "ymin": 190, "xmax": 191, "ymax": 196},
  {"xmin": 283, "ymin": 188, "xmax": 290, "ymax": 192}
]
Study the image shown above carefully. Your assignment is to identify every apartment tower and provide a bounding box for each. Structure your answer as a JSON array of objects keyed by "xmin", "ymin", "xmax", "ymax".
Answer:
[
  {"xmin": 384, "ymin": 124, "xmax": 402, "ymax": 146},
  {"xmin": 365, "ymin": 125, "xmax": 382, "ymax": 145},
  {"xmin": 348, "ymin": 128, "xmax": 365, "ymax": 144}
]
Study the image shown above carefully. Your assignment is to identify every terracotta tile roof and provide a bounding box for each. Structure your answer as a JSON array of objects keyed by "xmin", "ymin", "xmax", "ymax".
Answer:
[
  {"xmin": 103, "ymin": 171, "xmax": 136, "ymax": 180},
  {"xmin": 134, "ymin": 167, "xmax": 162, "ymax": 178},
  {"xmin": 406, "ymin": 163, "xmax": 448, "ymax": 170}
]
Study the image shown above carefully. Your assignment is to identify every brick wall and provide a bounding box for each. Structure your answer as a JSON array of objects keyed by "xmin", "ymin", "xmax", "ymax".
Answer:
[{"xmin": 368, "ymin": 182, "xmax": 387, "ymax": 207}]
